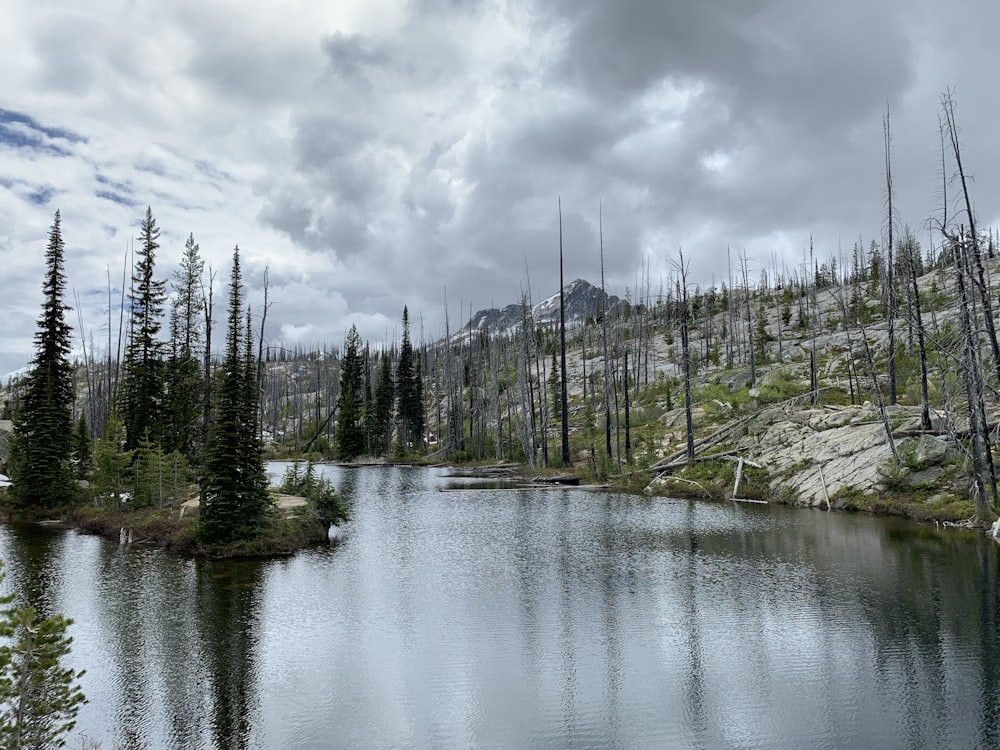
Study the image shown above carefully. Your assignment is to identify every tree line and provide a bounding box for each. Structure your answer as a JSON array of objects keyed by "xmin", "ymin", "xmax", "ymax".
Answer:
[
  {"xmin": 5, "ymin": 94, "xmax": 1000, "ymax": 528},
  {"xmin": 6, "ymin": 209, "xmax": 273, "ymax": 545}
]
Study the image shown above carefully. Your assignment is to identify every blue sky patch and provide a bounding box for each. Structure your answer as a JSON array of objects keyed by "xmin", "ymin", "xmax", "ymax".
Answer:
[
  {"xmin": 95, "ymin": 173, "xmax": 133, "ymax": 193},
  {"xmin": 26, "ymin": 185, "xmax": 56, "ymax": 205},
  {"xmin": 135, "ymin": 159, "xmax": 166, "ymax": 176},
  {"xmin": 0, "ymin": 109, "xmax": 86, "ymax": 157},
  {"xmin": 96, "ymin": 190, "xmax": 138, "ymax": 208}
]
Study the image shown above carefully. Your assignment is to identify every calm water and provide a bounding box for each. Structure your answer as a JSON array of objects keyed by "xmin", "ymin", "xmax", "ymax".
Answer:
[{"xmin": 0, "ymin": 464, "xmax": 998, "ymax": 749}]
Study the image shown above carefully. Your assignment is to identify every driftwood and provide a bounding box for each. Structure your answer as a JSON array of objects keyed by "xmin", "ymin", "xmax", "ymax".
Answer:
[{"xmin": 529, "ymin": 474, "xmax": 579, "ymax": 486}]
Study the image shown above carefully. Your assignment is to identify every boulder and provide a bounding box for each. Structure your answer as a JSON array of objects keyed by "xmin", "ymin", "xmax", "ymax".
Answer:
[
  {"xmin": 725, "ymin": 371, "xmax": 754, "ymax": 391},
  {"xmin": 910, "ymin": 434, "xmax": 950, "ymax": 467},
  {"xmin": 901, "ymin": 467, "xmax": 944, "ymax": 488}
]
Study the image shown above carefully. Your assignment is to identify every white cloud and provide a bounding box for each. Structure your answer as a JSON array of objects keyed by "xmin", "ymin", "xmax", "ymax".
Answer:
[{"xmin": 3, "ymin": 0, "xmax": 1000, "ymax": 376}]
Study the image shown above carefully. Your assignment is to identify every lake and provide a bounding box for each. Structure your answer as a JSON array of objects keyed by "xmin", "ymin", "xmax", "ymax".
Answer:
[{"xmin": 0, "ymin": 464, "xmax": 997, "ymax": 749}]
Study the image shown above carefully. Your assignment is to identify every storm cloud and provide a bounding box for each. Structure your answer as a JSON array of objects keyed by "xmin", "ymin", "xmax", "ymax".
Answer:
[{"xmin": 2, "ymin": 0, "xmax": 999, "ymax": 376}]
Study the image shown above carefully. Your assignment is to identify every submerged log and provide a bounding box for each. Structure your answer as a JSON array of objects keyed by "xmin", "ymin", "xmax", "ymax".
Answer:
[{"xmin": 530, "ymin": 474, "xmax": 580, "ymax": 486}]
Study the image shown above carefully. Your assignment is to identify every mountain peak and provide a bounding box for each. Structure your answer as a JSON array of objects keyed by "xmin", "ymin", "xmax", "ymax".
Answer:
[{"xmin": 454, "ymin": 279, "xmax": 621, "ymax": 339}]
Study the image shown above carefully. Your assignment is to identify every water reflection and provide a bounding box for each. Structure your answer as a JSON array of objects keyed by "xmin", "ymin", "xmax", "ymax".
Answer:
[
  {"xmin": 0, "ymin": 522, "xmax": 68, "ymax": 617},
  {"xmin": 79, "ymin": 546, "xmax": 265, "ymax": 749},
  {"xmin": 0, "ymin": 467, "xmax": 997, "ymax": 749},
  {"xmin": 197, "ymin": 561, "xmax": 263, "ymax": 749}
]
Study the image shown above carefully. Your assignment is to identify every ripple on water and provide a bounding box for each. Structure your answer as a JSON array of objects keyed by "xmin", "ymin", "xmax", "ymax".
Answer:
[{"xmin": 1, "ymin": 467, "xmax": 998, "ymax": 749}]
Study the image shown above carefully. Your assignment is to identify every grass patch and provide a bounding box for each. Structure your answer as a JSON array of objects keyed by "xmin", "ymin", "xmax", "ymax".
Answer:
[{"xmin": 830, "ymin": 486, "xmax": 975, "ymax": 523}]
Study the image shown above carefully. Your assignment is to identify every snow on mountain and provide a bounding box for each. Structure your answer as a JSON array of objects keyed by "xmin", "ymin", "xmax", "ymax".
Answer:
[{"xmin": 454, "ymin": 279, "xmax": 622, "ymax": 340}]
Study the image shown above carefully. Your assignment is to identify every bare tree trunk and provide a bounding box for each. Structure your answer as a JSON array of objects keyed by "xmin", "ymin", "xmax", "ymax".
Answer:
[
  {"xmin": 943, "ymin": 91, "xmax": 1000, "ymax": 388},
  {"xmin": 524, "ymin": 263, "xmax": 548, "ymax": 467},
  {"xmin": 200, "ymin": 266, "xmax": 216, "ymax": 454},
  {"xmin": 677, "ymin": 252, "xmax": 695, "ymax": 461},
  {"xmin": 856, "ymin": 312, "xmax": 900, "ymax": 462},
  {"xmin": 558, "ymin": 199, "xmax": 572, "ymax": 467},
  {"xmin": 809, "ymin": 242, "xmax": 819, "ymax": 406},
  {"xmin": 740, "ymin": 251, "xmax": 756, "ymax": 389},
  {"xmin": 623, "ymin": 347, "xmax": 631, "ymax": 464},
  {"xmin": 904, "ymin": 231, "xmax": 933, "ymax": 431},
  {"xmin": 256, "ymin": 266, "xmax": 270, "ymax": 437},
  {"xmin": 833, "ymin": 280, "xmax": 861, "ymax": 405},
  {"xmin": 884, "ymin": 106, "xmax": 898, "ymax": 405},
  {"xmin": 600, "ymin": 205, "xmax": 614, "ymax": 469},
  {"xmin": 953, "ymin": 238, "xmax": 997, "ymax": 518}
]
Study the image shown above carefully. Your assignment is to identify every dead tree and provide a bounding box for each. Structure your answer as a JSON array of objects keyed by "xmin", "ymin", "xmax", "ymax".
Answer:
[
  {"xmin": 884, "ymin": 105, "xmax": 898, "ymax": 405},
  {"xmin": 952, "ymin": 235, "xmax": 998, "ymax": 518},
  {"xmin": 676, "ymin": 251, "xmax": 695, "ymax": 461},
  {"xmin": 558, "ymin": 199, "xmax": 572, "ymax": 467},
  {"xmin": 943, "ymin": 91, "xmax": 1000, "ymax": 388}
]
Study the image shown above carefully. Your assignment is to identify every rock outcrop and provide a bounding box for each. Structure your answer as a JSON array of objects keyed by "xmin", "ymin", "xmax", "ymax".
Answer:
[{"xmin": 735, "ymin": 404, "xmax": 960, "ymax": 507}]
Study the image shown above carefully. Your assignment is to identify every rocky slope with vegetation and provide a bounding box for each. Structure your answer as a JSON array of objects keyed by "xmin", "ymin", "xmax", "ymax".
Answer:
[{"xmin": 4, "ymin": 204, "xmax": 1000, "ymax": 540}]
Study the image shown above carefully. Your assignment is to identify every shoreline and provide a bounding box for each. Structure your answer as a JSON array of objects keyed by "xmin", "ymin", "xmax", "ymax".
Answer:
[{"xmin": 3, "ymin": 456, "xmax": 998, "ymax": 554}]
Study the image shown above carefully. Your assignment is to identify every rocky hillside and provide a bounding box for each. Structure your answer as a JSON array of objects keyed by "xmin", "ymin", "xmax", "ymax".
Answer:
[{"xmin": 3, "ymin": 251, "xmax": 999, "ymax": 529}]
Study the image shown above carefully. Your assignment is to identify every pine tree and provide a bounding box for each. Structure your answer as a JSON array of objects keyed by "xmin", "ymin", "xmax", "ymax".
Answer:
[
  {"xmin": 10, "ymin": 211, "xmax": 76, "ymax": 508},
  {"xmin": 335, "ymin": 326, "xmax": 365, "ymax": 461},
  {"xmin": 0, "ymin": 564, "xmax": 86, "ymax": 750},
  {"xmin": 395, "ymin": 307, "xmax": 424, "ymax": 451},
  {"xmin": 199, "ymin": 248, "xmax": 270, "ymax": 546},
  {"xmin": 164, "ymin": 233, "xmax": 205, "ymax": 459},
  {"xmin": 93, "ymin": 415, "xmax": 131, "ymax": 507},
  {"xmin": 72, "ymin": 414, "xmax": 91, "ymax": 480},
  {"xmin": 548, "ymin": 351, "xmax": 562, "ymax": 423},
  {"xmin": 119, "ymin": 207, "xmax": 167, "ymax": 451},
  {"xmin": 370, "ymin": 352, "xmax": 395, "ymax": 455}
]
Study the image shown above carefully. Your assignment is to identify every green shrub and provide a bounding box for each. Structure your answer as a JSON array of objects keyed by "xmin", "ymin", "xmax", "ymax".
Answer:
[{"xmin": 280, "ymin": 461, "xmax": 348, "ymax": 524}]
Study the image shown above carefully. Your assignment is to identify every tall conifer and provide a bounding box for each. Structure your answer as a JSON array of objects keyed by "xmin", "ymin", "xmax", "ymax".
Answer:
[
  {"xmin": 370, "ymin": 351, "xmax": 395, "ymax": 455},
  {"xmin": 164, "ymin": 233, "xmax": 205, "ymax": 458},
  {"xmin": 120, "ymin": 207, "xmax": 167, "ymax": 450},
  {"xmin": 10, "ymin": 211, "xmax": 76, "ymax": 507},
  {"xmin": 395, "ymin": 307, "xmax": 424, "ymax": 451},
  {"xmin": 199, "ymin": 248, "xmax": 270, "ymax": 545},
  {"xmin": 335, "ymin": 326, "xmax": 365, "ymax": 460}
]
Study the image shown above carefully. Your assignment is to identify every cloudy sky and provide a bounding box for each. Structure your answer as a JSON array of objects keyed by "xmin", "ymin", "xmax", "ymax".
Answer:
[{"xmin": 3, "ymin": 0, "xmax": 999, "ymax": 377}]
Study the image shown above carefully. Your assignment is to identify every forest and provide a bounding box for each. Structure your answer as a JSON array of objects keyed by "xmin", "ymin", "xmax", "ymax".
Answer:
[{"xmin": 2, "ymin": 94, "xmax": 1000, "ymax": 550}]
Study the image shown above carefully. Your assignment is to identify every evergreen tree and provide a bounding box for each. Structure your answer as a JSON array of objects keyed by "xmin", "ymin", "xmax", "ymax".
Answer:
[
  {"xmin": 199, "ymin": 248, "xmax": 270, "ymax": 546},
  {"xmin": 10, "ymin": 211, "xmax": 76, "ymax": 508},
  {"xmin": 548, "ymin": 351, "xmax": 562, "ymax": 422},
  {"xmin": 361, "ymin": 350, "xmax": 374, "ymax": 454},
  {"xmin": 164, "ymin": 233, "xmax": 205, "ymax": 459},
  {"xmin": 72, "ymin": 413, "xmax": 91, "ymax": 480},
  {"xmin": 370, "ymin": 351, "xmax": 395, "ymax": 455},
  {"xmin": 868, "ymin": 240, "xmax": 882, "ymax": 296},
  {"xmin": 129, "ymin": 434, "xmax": 161, "ymax": 508},
  {"xmin": 395, "ymin": 307, "xmax": 424, "ymax": 451},
  {"xmin": 0, "ymin": 564, "xmax": 87, "ymax": 750},
  {"xmin": 335, "ymin": 326, "xmax": 365, "ymax": 460},
  {"xmin": 119, "ymin": 207, "xmax": 167, "ymax": 450},
  {"xmin": 755, "ymin": 299, "xmax": 769, "ymax": 360},
  {"xmin": 93, "ymin": 415, "xmax": 131, "ymax": 508}
]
